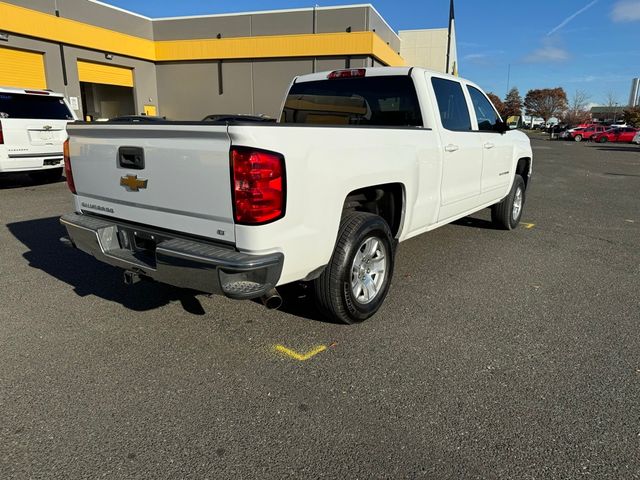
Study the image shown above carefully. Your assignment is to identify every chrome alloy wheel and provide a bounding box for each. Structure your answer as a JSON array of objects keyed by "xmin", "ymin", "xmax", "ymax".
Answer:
[
  {"xmin": 350, "ymin": 237, "xmax": 387, "ymax": 305},
  {"xmin": 512, "ymin": 186, "xmax": 523, "ymax": 222}
]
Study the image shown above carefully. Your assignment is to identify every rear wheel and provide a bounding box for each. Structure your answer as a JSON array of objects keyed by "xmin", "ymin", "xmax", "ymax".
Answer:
[
  {"xmin": 599, "ymin": 136, "xmax": 608, "ymax": 143},
  {"xmin": 29, "ymin": 167, "xmax": 63, "ymax": 183},
  {"xmin": 574, "ymin": 134, "xmax": 583, "ymax": 142},
  {"xmin": 491, "ymin": 175, "xmax": 526, "ymax": 230},
  {"xmin": 313, "ymin": 212, "xmax": 395, "ymax": 324}
]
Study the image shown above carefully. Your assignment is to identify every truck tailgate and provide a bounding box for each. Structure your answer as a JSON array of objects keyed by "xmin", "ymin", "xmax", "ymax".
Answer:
[{"xmin": 67, "ymin": 124, "xmax": 235, "ymax": 243}]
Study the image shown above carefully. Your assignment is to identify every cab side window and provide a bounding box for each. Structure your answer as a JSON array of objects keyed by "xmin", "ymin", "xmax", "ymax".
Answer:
[
  {"xmin": 468, "ymin": 86, "xmax": 500, "ymax": 132},
  {"xmin": 431, "ymin": 77, "xmax": 472, "ymax": 131}
]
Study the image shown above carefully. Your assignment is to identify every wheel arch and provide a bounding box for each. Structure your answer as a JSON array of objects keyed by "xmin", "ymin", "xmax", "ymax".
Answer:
[
  {"xmin": 515, "ymin": 156, "xmax": 532, "ymax": 189},
  {"xmin": 341, "ymin": 182, "xmax": 406, "ymax": 239}
]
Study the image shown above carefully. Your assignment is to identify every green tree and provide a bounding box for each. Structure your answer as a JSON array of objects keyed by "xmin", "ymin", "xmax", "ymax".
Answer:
[
  {"xmin": 524, "ymin": 88, "xmax": 568, "ymax": 124},
  {"xmin": 503, "ymin": 87, "xmax": 523, "ymax": 119}
]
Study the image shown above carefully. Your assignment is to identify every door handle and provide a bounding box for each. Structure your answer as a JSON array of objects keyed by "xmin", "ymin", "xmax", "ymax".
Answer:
[
  {"xmin": 444, "ymin": 144, "xmax": 459, "ymax": 152},
  {"xmin": 484, "ymin": 142, "xmax": 495, "ymax": 149}
]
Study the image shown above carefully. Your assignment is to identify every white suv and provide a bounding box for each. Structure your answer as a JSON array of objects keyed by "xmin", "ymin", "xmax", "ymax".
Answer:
[{"xmin": 0, "ymin": 87, "xmax": 76, "ymax": 182}]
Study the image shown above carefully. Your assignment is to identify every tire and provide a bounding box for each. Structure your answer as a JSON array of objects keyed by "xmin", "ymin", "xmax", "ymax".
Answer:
[
  {"xmin": 313, "ymin": 212, "xmax": 395, "ymax": 324},
  {"xmin": 574, "ymin": 135, "xmax": 583, "ymax": 142},
  {"xmin": 491, "ymin": 175, "xmax": 526, "ymax": 230},
  {"xmin": 29, "ymin": 167, "xmax": 63, "ymax": 183},
  {"xmin": 599, "ymin": 137, "xmax": 608, "ymax": 143}
]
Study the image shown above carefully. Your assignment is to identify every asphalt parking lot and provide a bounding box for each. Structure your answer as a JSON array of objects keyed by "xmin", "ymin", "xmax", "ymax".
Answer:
[{"xmin": 1, "ymin": 136, "xmax": 639, "ymax": 479}]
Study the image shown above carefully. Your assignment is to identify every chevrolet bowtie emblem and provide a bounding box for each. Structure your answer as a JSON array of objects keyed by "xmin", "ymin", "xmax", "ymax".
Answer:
[{"xmin": 120, "ymin": 174, "xmax": 148, "ymax": 191}]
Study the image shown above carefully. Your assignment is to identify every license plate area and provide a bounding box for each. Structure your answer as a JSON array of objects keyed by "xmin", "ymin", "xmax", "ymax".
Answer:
[
  {"xmin": 116, "ymin": 227, "xmax": 159, "ymax": 268},
  {"xmin": 28, "ymin": 130, "xmax": 61, "ymax": 143}
]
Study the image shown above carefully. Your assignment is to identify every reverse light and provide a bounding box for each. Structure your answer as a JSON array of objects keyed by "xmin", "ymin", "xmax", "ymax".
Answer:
[
  {"xmin": 327, "ymin": 68, "xmax": 366, "ymax": 79},
  {"xmin": 231, "ymin": 147, "xmax": 285, "ymax": 225},
  {"xmin": 63, "ymin": 139, "xmax": 76, "ymax": 194}
]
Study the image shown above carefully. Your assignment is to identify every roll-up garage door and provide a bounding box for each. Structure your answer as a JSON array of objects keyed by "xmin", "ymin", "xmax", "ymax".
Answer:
[
  {"xmin": 77, "ymin": 60, "xmax": 133, "ymax": 87},
  {"xmin": 0, "ymin": 47, "xmax": 47, "ymax": 89}
]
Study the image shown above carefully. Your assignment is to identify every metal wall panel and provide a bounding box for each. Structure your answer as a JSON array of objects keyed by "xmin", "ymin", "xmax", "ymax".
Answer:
[
  {"xmin": 155, "ymin": 61, "xmax": 253, "ymax": 120},
  {"xmin": 57, "ymin": 0, "xmax": 154, "ymax": 39},
  {"xmin": 153, "ymin": 15, "xmax": 252, "ymax": 41},
  {"xmin": 252, "ymin": 58, "xmax": 314, "ymax": 116},
  {"xmin": 5, "ymin": 0, "xmax": 54, "ymax": 14},
  {"xmin": 250, "ymin": 11, "xmax": 314, "ymax": 36},
  {"xmin": 316, "ymin": 7, "xmax": 367, "ymax": 34}
]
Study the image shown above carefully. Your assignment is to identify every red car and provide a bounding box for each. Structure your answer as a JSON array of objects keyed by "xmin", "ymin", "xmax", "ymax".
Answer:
[
  {"xmin": 593, "ymin": 127, "xmax": 639, "ymax": 143},
  {"xmin": 570, "ymin": 125, "xmax": 607, "ymax": 142}
]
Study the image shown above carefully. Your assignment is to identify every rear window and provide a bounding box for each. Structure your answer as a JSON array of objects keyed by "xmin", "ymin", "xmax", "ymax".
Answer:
[
  {"xmin": 0, "ymin": 93, "xmax": 73, "ymax": 120},
  {"xmin": 280, "ymin": 76, "xmax": 423, "ymax": 127}
]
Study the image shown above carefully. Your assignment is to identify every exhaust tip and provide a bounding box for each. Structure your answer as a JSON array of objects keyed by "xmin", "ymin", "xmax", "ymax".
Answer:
[{"xmin": 261, "ymin": 288, "xmax": 282, "ymax": 310}]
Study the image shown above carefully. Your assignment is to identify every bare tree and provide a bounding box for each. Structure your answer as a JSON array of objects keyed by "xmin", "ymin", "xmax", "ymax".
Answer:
[
  {"xmin": 563, "ymin": 90, "xmax": 591, "ymax": 125},
  {"xmin": 605, "ymin": 91, "xmax": 618, "ymax": 108}
]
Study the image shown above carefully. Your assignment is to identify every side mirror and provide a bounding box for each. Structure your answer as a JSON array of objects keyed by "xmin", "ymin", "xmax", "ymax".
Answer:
[{"xmin": 495, "ymin": 120, "xmax": 510, "ymax": 134}]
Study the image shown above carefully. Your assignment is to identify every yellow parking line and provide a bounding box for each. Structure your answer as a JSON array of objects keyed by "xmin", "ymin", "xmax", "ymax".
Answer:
[
  {"xmin": 275, "ymin": 344, "xmax": 327, "ymax": 361},
  {"xmin": 520, "ymin": 222, "xmax": 535, "ymax": 229}
]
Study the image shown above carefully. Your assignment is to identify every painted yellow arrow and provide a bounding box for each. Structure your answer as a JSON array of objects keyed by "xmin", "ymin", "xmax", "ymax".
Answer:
[
  {"xmin": 520, "ymin": 222, "xmax": 535, "ymax": 229},
  {"xmin": 275, "ymin": 344, "xmax": 327, "ymax": 361}
]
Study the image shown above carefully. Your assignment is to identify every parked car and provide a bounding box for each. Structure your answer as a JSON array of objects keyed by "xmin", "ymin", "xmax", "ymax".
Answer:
[
  {"xmin": 60, "ymin": 67, "xmax": 533, "ymax": 324},
  {"xmin": 633, "ymin": 131, "xmax": 640, "ymax": 145},
  {"xmin": 0, "ymin": 86, "xmax": 76, "ymax": 182},
  {"xmin": 593, "ymin": 127, "xmax": 639, "ymax": 143},
  {"xmin": 108, "ymin": 115, "xmax": 168, "ymax": 122},
  {"xmin": 570, "ymin": 125, "xmax": 607, "ymax": 142},
  {"xmin": 202, "ymin": 114, "xmax": 276, "ymax": 123}
]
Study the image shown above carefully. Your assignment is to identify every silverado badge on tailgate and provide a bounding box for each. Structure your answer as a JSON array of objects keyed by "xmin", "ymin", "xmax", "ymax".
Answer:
[{"xmin": 120, "ymin": 174, "xmax": 148, "ymax": 192}]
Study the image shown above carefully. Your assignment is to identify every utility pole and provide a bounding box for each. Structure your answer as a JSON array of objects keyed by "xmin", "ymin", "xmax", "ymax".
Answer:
[
  {"xmin": 445, "ymin": 0, "xmax": 454, "ymax": 74},
  {"xmin": 506, "ymin": 64, "xmax": 511, "ymax": 96}
]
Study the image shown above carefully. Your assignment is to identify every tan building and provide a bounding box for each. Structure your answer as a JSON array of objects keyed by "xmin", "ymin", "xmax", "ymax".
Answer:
[
  {"xmin": 399, "ymin": 28, "xmax": 457, "ymax": 74},
  {"xmin": 0, "ymin": 0, "xmax": 456, "ymax": 120}
]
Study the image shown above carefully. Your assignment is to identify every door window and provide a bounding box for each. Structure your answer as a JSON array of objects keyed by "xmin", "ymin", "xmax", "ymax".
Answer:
[
  {"xmin": 467, "ymin": 86, "xmax": 500, "ymax": 131},
  {"xmin": 431, "ymin": 77, "xmax": 472, "ymax": 131}
]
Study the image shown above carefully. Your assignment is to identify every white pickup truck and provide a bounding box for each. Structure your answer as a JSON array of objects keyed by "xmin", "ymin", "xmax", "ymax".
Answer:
[{"xmin": 60, "ymin": 67, "xmax": 532, "ymax": 324}]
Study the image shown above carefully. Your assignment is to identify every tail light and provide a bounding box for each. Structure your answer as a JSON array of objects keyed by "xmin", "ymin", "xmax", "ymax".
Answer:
[
  {"xmin": 231, "ymin": 147, "xmax": 285, "ymax": 225},
  {"xmin": 63, "ymin": 139, "xmax": 76, "ymax": 194},
  {"xmin": 327, "ymin": 68, "xmax": 366, "ymax": 79},
  {"xmin": 0, "ymin": 121, "xmax": 3, "ymax": 144}
]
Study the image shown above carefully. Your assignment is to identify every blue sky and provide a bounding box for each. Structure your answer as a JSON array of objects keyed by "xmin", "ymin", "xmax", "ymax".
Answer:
[{"xmin": 103, "ymin": 0, "xmax": 640, "ymax": 105}]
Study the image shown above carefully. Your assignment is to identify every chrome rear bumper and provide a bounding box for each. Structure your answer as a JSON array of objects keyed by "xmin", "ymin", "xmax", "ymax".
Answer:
[{"xmin": 60, "ymin": 212, "xmax": 283, "ymax": 299}]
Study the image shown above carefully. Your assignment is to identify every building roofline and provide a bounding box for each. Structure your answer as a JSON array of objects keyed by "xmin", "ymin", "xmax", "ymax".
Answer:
[
  {"xmin": 365, "ymin": 4, "xmax": 399, "ymax": 41},
  {"xmin": 152, "ymin": 4, "xmax": 375, "ymax": 21},
  {"xmin": 151, "ymin": 3, "xmax": 400, "ymax": 43},
  {"xmin": 87, "ymin": 0, "xmax": 152, "ymax": 20},
  {"xmin": 398, "ymin": 28, "xmax": 448, "ymax": 33}
]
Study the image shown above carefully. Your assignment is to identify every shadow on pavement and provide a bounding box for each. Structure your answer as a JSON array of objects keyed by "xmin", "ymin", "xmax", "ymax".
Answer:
[
  {"xmin": 596, "ymin": 146, "xmax": 640, "ymax": 153},
  {"xmin": 451, "ymin": 215, "xmax": 500, "ymax": 230},
  {"xmin": 0, "ymin": 173, "xmax": 65, "ymax": 189},
  {"xmin": 7, "ymin": 216, "xmax": 206, "ymax": 314},
  {"xmin": 273, "ymin": 282, "xmax": 339, "ymax": 324}
]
